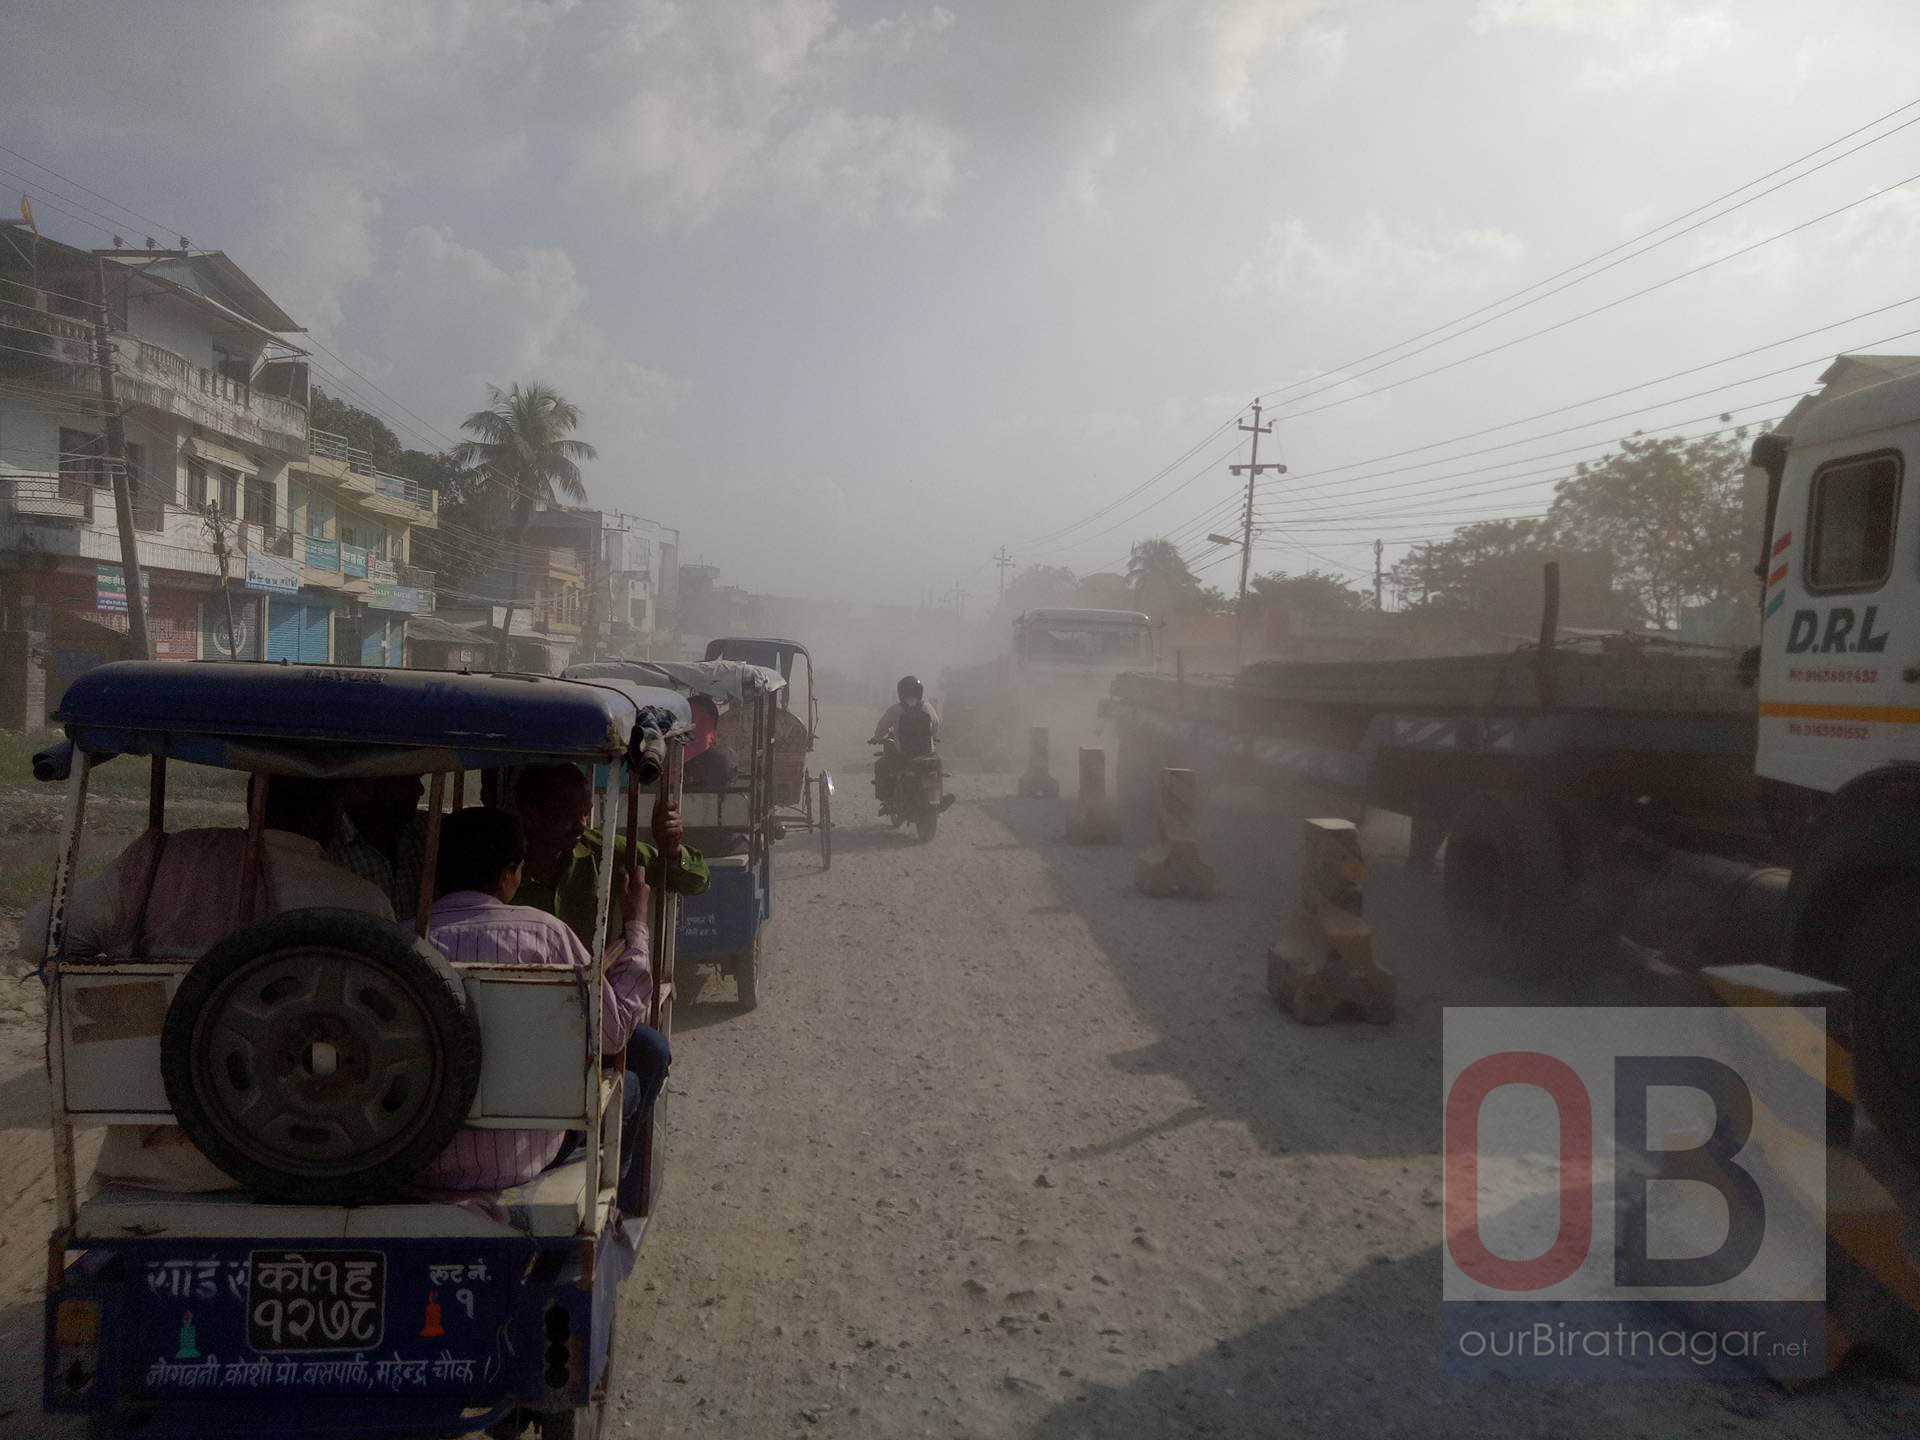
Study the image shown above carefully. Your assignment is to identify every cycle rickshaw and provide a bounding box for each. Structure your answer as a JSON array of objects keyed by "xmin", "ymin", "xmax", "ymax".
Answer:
[{"xmin": 703, "ymin": 637, "xmax": 833, "ymax": 869}]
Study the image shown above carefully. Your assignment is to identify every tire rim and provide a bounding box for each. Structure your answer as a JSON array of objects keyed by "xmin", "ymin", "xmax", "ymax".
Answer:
[{"xmin": 188, "ymin": 944, "xmax": 448, "ymax": 1177}]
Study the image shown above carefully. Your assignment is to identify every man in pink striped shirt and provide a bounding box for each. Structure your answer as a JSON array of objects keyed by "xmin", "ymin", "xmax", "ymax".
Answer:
[{"xmin": 416, "ymin": 807, "xmax": 662, "ymax": 1194}]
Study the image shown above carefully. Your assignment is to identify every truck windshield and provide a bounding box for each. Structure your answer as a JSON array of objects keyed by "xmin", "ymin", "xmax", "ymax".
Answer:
[{"xmin": 1023, "ymin": 624, "xmax": 1147, "ymax": 663}]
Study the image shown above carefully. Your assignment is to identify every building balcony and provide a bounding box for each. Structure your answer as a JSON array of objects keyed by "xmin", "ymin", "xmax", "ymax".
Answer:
[
  {"xmin": 0, "ymin": 500, "xmax": 222, "ymax": 580},
  {"xmin": 307, "ymin": 429, "xmax": 438, "ymax": 527},
  {"xmin": 110, "ymin": 335, "xmax": 309, "ymax": 456},
  {"xmin": 1, "ymin": 472, "xmax": 91, "ymax": 523}
]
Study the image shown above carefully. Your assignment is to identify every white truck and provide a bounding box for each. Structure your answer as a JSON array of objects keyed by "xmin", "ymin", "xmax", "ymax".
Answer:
[
  {"xmin": 1108, "ymin": 353, "xmax": 1920, "ymax": 1160},
  {"xmin": 944, "ymin": 607, "xmax": 1153, "ymax": 767}
]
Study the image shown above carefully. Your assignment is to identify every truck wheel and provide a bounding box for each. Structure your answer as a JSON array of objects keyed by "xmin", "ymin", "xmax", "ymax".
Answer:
[
  {"xmin": 1442, "ymin": 791, "xmax": 1569, "ymax": 971},
  {"xmin": 1842, "ymin": 879, "xmax": 1920, "ymax": 1166},
  {"xmin": 160, "ymin": 908, "xmax": 482, "ymax": 1204}
]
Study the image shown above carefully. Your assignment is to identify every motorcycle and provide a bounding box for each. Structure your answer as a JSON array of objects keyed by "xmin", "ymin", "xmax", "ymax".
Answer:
[{"xmin": 873, "ymin": 737, "xmax": 954, "ymax": 842}]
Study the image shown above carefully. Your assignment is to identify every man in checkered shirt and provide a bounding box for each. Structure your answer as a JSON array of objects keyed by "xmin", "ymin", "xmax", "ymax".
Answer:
[{"xmin": 329, "ymin": 775, "xmax": 430, "ymax": 923}]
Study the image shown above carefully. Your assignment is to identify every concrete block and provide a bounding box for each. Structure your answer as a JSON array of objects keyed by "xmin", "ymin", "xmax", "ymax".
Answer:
[
  {"xmin": 1066, "ymin": 747, "xmax": 1116, "ymax": 844},
  {"xmin": 1018, "ymin": 726, "xmax": 1060, "ymax": 799},
  {"xmin": 1268, "ymin": 819, "xmax": 1393, "ymax": 1025},
  {"xmin": 1134, "ymin": 768, "xmax": 1213, "ymax": 898}
]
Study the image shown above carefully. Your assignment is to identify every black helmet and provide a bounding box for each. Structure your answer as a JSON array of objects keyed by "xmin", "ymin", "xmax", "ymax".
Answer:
[{"xmin": 897, "ymin": 674, "xmax": 923, "ymax": 702}]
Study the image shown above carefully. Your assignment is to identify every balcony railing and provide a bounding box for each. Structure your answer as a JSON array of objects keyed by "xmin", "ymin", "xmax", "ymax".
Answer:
[
  {"xmin": 308, "ymin": 425, "xmax": 365, "ymax": 469},
  {"xmin": 3, "ymin": 472, "xmax": 92, "ymax": 521},
  {"xmin": 307, "ymin": 429, "xmax": 436, "ymax": 511},
  {"xmin": 374, "ymin": 471, "xmax": 435, "ymax": 508},
  {"xmin": 395, "ymin": 561, "xmax": 434, "ymax": 590},
  {"xmin": 109, "ymin": 335, "xmax": 308, "ymax": 453}
]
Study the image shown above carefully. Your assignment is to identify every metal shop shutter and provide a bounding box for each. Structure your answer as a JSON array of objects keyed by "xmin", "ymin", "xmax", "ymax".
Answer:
[
  {"xmin": 266, "ymin": 599, "xmax": 303, "ymax": 662},
  {"xmin": 301, "ymin": 603, "xmax": 331, "ymax": 663}
]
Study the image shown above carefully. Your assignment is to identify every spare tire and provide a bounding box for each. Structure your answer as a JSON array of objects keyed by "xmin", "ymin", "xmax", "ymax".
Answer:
[{"xmin": 161, "ymin": 908, "xmax": 482, "ymax": 1203}]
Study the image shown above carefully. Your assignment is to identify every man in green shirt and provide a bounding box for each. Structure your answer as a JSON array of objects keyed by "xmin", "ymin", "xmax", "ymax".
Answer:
[
  {"xmin": 511, "ymin": 763, "xmax": 710, "ymax": 945},
  {"xmin": 510, "ymin": 762, "xmax": 706, "ymax": 1212}
]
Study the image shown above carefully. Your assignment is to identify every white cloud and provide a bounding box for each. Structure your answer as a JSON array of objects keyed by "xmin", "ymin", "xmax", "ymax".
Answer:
[
  {"xmin": 572, "ymin": 0, "xmax": 962, "ymax": 227},
  {"xmin": 1201, "ymin": 0, "xmax": 1343, "ymax": 128},
  {"xmin": 1062, "ymin": 129, "xmax": 1123, "ymax": 220},
  {"xmin": 816, "ymin": 5, "xmax": 956, "ymax": 67},
  {"xmin": 253, "ymin": 171, "xmax": 382, "ymax": 338},
  {"xmin": 773, "ymin": 110, "xmax": 963, "ymax": 225},
  {"xmin": 1237, "ymin": 214, "xmax": 1525, "ymax": 304},
  {"xmin": 1474, "ymin": 0, "xmax": 1733, "ymax": 90},
  {"xmin": 1685, "ymin": 185, "xmax": 1920, "ymax": 291},
  {"xmin": 389, "ymin": 226, "xmax": 684, "ymax": 423}
]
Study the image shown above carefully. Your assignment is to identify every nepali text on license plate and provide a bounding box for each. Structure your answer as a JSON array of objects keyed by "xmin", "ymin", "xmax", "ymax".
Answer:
[{"xmin": 246, "ymin": 1249, "xmax": 385, "ymax": 1352}]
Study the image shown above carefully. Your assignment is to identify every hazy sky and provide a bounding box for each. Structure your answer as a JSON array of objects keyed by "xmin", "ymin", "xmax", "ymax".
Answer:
[{"xmin": 7, "ymin": 0, "xmax": 1920, "ymax": 605}]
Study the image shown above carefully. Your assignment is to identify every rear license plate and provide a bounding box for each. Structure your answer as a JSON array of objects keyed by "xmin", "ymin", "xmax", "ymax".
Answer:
[{"xmin": 246, "ymin": 1249, "xmax": 385, "ymax": 1352}]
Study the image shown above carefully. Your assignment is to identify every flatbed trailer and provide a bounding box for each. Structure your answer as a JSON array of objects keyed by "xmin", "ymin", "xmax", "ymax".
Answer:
[
  {"xmin": 1108, "ymin": 639, "xmax": 1798, "ymax": 981},
  {"xmin": 1112, "ymin": 645, "xmax": 1763, "ymax": 842}
]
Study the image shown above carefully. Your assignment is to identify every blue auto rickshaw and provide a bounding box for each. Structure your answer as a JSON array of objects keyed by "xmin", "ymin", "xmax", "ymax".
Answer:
[
  {"xmin": 565, "ymin": 659, "xmax": 781, "ymax": 1010},
  {"xmin": 38, "ymin": 660, "xmax": 691, "ymax": 1439}
]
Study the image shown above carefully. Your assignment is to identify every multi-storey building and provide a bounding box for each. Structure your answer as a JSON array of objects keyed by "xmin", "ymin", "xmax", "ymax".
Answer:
[{"xmin": 0, "ymin": 223, "xmax": 438, "ymax": 724}]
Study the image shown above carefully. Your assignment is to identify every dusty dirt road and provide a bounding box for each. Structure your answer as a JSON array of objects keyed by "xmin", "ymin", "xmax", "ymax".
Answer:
[
  {"xmin": 612, "ymin": 706, "xmax": 1914, "ymax": 1438},
  {"xmin": 1, "ymin": 704, "xmax": 1913, "ymax": 1436}
]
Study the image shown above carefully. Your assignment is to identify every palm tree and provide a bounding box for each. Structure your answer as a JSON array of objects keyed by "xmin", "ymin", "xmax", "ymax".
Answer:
[{"xmin": 452, "ymin": 382, "xmax": 597, "ymax": 668}]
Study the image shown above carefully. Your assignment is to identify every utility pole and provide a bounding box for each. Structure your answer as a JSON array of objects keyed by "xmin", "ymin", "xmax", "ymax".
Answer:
[
  {"xmin": 949, "ymin": 582, "xmax": 968, "ymax": 618},
  {"xmin": 993, "ymin": 546, "xmax": 1014, "ymax": 602},
  {"xmin": 1229, "ymin": 399, "xmax": 1285, "ymax": 667},
  {"xmin": 201, "ymin": 502, "xmax": 240, "ymax": 657},
  {"xmin": 92, "ymin": 257, "xmax": 150, "ymax": 659},
  {"xmin": 1373, "ymin": 538, "xmax": 1385, "ymax": 611}
]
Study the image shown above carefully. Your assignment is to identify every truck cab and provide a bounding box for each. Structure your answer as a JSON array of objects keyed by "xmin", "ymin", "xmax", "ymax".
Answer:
[
  {"xmin": 1758, "ymin": 355, "xmax": 1920, "ymax": 795},
  {"xmin": 1012, "ymin": 608, "xmax": 1153, "ymax": 676},
  {"xmin": 1755, "ymin": 353, "xmax": 1920, "ymax": 1163}
]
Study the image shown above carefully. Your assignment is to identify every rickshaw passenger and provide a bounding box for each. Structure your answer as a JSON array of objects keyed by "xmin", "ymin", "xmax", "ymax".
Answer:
[
  {"xmin": 21, "ymin": 776, "xmax": 395, "ymax": 1194},
  {"xmin": 418, "ymin": 807, "xmax": 662, "ymax": 1192},
  {"xmin": 25, "ymin": 775, "xmax": 394, "ymax": 963},
  {"xmin": 329, "ymin": 773, "xmax": 430, "ymax": 923},
  {"xmin": 511, "ymin": 765, "xmax": 711, "ymax": 944},
  {"xmin": 683, "ymin": 695, "xmax": 738, "ymax": 792}
]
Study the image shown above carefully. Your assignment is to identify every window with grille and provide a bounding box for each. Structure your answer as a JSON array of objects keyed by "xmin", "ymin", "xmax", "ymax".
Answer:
[{"xmin": 244, "ymin": 476, "xmax": 275, "ymax": 527}]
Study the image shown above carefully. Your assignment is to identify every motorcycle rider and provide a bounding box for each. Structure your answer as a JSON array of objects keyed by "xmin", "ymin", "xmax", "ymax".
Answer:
[{"xmin": 871, "ymin": 674, "xmax": 941, "ymax": 802}]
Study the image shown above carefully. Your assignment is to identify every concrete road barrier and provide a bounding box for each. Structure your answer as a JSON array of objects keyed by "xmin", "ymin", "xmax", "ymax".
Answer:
[
  {"xmin": 1066, "ymin": 747, "xmax": 1116, "ymax": 844},
  {"xmin": 1135, "ymin": 767, "xmax": 1215, "ymax": 898},
  {"xmin": 1267, "ymin": 817, "xmax": 1394, "ymax": 1025},
  {"xmin": 1018, "ymin": 726, "xmax": 1060, "ymax": 799}
]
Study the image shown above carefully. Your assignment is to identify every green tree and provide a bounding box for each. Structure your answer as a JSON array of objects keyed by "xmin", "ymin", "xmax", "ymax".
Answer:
[
  {"xmin": 309, "ymin": 387, "xmax": 402, "ymax": 468},
  {"xmin": 451, "ymin": 382, "xmax": 597, "ymax": 665},
  {"xmin": 1123, "ymin": 538, "xmax": 1223, "ymax": 621},
  {"xmin": 1390, "ymin": 517, "xmax": 1629, "ymax": 632},
  {"xmin": 396, "ymin": 449, "xmax": 483, "ymax": 593},
  {"xmin": 992, "ymin": 564, "xmax": 1079, "ymax": 625},
  {"xmin": 1072, "ymin": 571, "xmax": 1132, "ymax": 610},
  {"xmin": 1547, "ymin": 426, "xmax": 1762, "ymax": 635},
  {"xmin": 1245, "ymin": 568, "xmax": 1366, "ymax": 619}
]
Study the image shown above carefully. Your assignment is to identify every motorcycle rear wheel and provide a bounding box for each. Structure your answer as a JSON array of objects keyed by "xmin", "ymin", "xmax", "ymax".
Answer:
[{"xmin": 915, "ymin": 812, "xmax": 938, "ymax": 843}]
